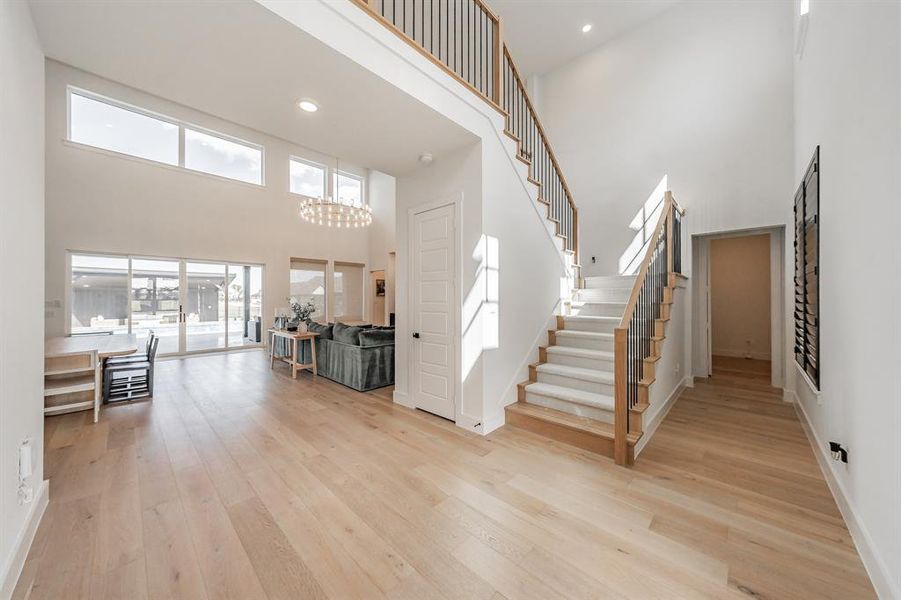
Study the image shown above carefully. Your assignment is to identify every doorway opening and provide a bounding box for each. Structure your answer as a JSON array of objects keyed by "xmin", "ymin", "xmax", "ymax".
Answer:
[{"xmin": 692, "ymin": 227, "xmax": 785, "ymax": 388}]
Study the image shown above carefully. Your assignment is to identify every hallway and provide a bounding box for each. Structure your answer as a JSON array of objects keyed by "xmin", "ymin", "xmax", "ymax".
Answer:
[{"xmin": 635, "ymin": 356, "xmax": 873, "ymax": 597}]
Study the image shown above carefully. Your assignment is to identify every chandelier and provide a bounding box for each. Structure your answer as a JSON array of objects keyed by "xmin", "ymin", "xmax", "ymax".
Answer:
[
  {"xmin": 298, "ymin": 157, "xmax": 372, "ymax": 229},
  {"xmin": 299, "ymin": 196, "xmax": 372, "ymax": 229}
]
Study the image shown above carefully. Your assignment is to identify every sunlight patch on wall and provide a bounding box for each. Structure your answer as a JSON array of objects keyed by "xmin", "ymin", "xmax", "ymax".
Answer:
[
  {"xmin": 619, "ymin": 174, "xmax": 668, "ymax": 275},
  {"xmin": 462, "ymin": 235, "xmax": 499, "ymax": 380}
]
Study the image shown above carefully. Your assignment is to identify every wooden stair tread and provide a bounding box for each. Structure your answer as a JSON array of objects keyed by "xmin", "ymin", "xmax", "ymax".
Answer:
[{"xmin": 506, "ymin": 402, "xmax": 640, "ymax": 444}]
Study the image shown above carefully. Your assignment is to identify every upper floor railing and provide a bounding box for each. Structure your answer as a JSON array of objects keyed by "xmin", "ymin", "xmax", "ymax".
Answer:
[
  {"xmin": 352, "ymin": 0, "xmax": 578, "ymax": 263},
  {"xmin": 502, "ymin": 46, "xmax": 578, "ymax": 258},
  {"xmin": 355, "ymin": 0, "xmax": 502, "ymax": 111},
  {"xmin": 613, "ymin": 191, "xmax": 684, "ymax": 465}
]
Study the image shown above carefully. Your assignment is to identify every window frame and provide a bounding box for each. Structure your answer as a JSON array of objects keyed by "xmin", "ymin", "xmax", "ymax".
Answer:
[
  {"xmin": 333, "ymin": 170, "xmax": 366, "ymax": 207},
  {"xmin": 67, "ymin": 86, "xmax": 181, "ymax": 167},
  {"xmin": 288, "ymin": 156, "xmax": 328, "ymax": 199},
  {"xmin": 793, "ymin": 146, "xmax": 820, "ymax": 391},
  {"xmin": 289, "ymin": 258, "xmax": 329, "ymax": 323},
  {"xmin": 183, "ymin": 125, "xmax": 264, "ymax": 186},
  {"xmin": 66, "ymin": 86, "xmax": 265, "ymax": 187},
  {"xmin": 333, "ymin": 260, "xmax": 366, "ymax": 321},
  {"xmin": 66, "ymin": 250, "xmax": 266, "ymax": 355}
]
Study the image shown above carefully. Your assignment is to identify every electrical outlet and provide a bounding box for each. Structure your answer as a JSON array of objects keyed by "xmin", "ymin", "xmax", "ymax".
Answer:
[
  {"xmin": 18, "ymin": 439, "xmax": 32, "ymax": 482},
  {"xmin": 675, "ymin": 362, "xmax": 681, "ymax": 375}
]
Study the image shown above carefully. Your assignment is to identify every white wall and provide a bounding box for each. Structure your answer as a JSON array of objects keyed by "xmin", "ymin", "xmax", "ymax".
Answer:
[
  {"xmin": 44, "ymin": 60, "xmax": 386, "ymax": 336},
  {"xmin": 792, "ymin": 2, "xmax": 901, "ymax": 597},
  {"xmin": 480, "ymin": 131, "xmax": 570, "ymax": 429},
  {"xmin": 368, "ymin": 170, "xmax": 397, "ymax": 273},
  {"xmin": 535, "ymin": 0, "xmax": 794, "ymax": 276},
  {"xmin": 0, "ymin": 1, "xmax": 47, "ymax": 596},
  {"xmin": 710, "ymin": 234, "xmax": 772, "ymax": 360}
]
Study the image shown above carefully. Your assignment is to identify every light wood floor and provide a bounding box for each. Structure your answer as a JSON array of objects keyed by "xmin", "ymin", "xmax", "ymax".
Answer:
[{"xmin": 14, "ymin": 352, "xmax": 874, "ymax": 599}]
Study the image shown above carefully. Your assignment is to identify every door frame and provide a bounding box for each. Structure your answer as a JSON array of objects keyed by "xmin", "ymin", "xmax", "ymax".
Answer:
[
  {"xmin": 406, "ymin": 196, "xmax": 462, "ymax": 423},
  {"xmin": 691, "ymin": 226, "xmax": 786, "ymax": 388}
]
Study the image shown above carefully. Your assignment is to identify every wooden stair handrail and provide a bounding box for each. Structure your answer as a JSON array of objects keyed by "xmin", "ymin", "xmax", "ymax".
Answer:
[
  {"xmin": 614, "ymin": 190, "xmax": 682, "ymax": 465},
  {"xmin": 619, "ymin": 191, "xmax": 675, "ymax": 327},
  {"xmin": 502, "ymin": 45, "xmax": 578, "ymax": 216}
]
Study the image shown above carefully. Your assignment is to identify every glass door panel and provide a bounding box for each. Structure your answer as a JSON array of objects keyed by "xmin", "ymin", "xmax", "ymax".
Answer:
[
  {"xmin": 185, "ymin": 262, "xmax": 227, "ymax": 352},
  {"xmin": 130, "ymin": 258, "xmax": 181, "ymax": 355},
  {"xmin": 70, "ymin": 254, "xmax": 130, "ymax": 336},
  {"xmin": 227, "ymin": 264, "xmax": 263, "ymax": 347}
]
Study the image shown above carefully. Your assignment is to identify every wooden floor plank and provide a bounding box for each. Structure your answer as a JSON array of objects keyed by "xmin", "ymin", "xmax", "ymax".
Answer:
[{"xmin": 11, "ymin": 351, "xmax": 875, "ymax": 599}]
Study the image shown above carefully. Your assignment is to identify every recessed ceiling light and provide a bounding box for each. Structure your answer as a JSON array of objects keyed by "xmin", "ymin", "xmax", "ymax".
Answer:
[
  {"xmin": 298, "ymin": 100, "xmax": 319, "ymax": 113},
  {"xmin": 581, "ymin": 23, "xmax": 592, "ymax": 33}
]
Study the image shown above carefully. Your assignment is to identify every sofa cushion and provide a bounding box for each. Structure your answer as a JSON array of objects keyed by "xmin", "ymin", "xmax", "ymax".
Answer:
[
  {"xmin": 333, "ymin": 322, "xmax": 365, "ymax": 346},
  {"xmin": 305, "ymin": 320, "xmax": 333, "ymax": 340},
  {"xmin": 359, "ymin": 328, "xmax": 395, "ymax": 347}
]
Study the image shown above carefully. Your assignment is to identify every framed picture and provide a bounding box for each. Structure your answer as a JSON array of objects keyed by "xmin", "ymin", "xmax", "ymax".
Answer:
[{"xmin": 375, "ymin": 279, "xmax": 386, "ymax": 297}]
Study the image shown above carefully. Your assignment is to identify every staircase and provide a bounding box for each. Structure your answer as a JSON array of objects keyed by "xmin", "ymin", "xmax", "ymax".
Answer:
[
  {"xmin": 507, "ymin": 194, "xmax": 685, "ymax": 465},
  {"xmin": 507, "ymin": 277, "xmax": 631, "ymax": 457}
]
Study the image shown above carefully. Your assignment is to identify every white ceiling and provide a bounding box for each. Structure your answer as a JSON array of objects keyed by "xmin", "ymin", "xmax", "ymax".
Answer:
[
  {"xmin": 492, "ymin": 0, "xmax": 680, "ymax": 77},
  {"xmin": 28, "ymin": 0, "xmax": 476, "ymax": 176}
]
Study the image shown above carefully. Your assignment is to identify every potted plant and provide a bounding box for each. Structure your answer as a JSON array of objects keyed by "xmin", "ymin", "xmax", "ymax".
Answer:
[{"xmin": 287, "ymin": 297, "xmax": 317, "ymax": 332}]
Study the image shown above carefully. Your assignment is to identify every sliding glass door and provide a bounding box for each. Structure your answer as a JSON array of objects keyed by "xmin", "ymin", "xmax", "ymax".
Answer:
[
  {"xmin": 69, "ymin": 253, "xmax": 263, "ymax": 356},
  {"xmin": 131, "ymin": 258, "xmax": 181, "ymax": 355},
  {"xmin": 185, "ymin": 262, "xmax": 227, "ymax": 352}
]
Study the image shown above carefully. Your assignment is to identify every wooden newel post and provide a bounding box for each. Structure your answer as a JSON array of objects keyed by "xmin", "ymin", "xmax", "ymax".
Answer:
[{"xmin": 613, "ymin": 326, "xmax": 628, "ymax": 465}]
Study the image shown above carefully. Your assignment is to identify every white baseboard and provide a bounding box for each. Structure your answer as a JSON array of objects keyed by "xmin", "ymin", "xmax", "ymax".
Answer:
[
  {"xmin": 634, "ymin": 376, "xmax": 690, "ymax": 456},
  {"xmin": 0, "ymin": 480, "xmax": 49, "ymax": 600},
  {"xmin": 793, "ymin": 399, "xmax": 899, "ymax": 600},
  {"xmin": 392, "ymin": 390, "xmax": 413, "ymax": 409},
  {"xmin": 711, "ymin": 348, "xmax": 772, "ymax": 361},
  {"xmin": 455, "ymin": 412, "xmax": 482, "ymax": 433},
  {"xmin": 480, "ymin": 411, "xmax": 505, "ymax": 435}
]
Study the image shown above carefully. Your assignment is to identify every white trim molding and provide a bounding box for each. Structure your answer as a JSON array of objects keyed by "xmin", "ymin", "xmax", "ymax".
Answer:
[
  {"xmin": 793, "ymin": 397, "xmax": 899, "ymax": 600},
  {"xmin": 0, "ymin": 480, "xmax": 49, "ymax": 600}
]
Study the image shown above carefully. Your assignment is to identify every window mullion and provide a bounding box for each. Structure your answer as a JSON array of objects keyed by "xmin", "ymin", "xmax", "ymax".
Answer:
[{"xmin": 178, "ymin": 125, "xmax": 185, "ymax": 168}]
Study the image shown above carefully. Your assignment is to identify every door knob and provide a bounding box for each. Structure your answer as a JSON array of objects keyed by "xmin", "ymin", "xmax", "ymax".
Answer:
[{"xmin": 412, "ymin": 332, "xmax": 420, "ymax": 339}]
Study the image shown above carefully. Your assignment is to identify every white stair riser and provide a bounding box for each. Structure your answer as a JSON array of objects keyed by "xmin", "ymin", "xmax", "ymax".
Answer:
[
  {"xmin": 563, "ymin": 318, "xmax": 618, "ymax": 334},
  {"xmin": 573, "ymin": 303, "xmax": 625, "ymax": 317},
  {"xmin": 537, "ymin": 370, "xmax": 615, "ymax": 396},
  {"xmin": 525, "ymin": 390, "xmax": 614, "ymax": 423},
  {"xmin": 583, "ymin": 277, "xmax": 636, "ymax": 289},
  {"xmin": 554, "ymin": 335, "xmax": 615, "ymax": 352},
  {"xmin": 574, "ymin": 289, "xmax": 632, "ymax": 303},
  {"xmin": 547, "ymin": 350, "xmax": 615, "ymax": 371}
]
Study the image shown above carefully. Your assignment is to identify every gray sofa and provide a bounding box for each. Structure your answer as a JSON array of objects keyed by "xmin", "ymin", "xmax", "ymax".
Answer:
[{"xmin": 272, "ymin": 321, "xmax": 395, "ymax": 392}]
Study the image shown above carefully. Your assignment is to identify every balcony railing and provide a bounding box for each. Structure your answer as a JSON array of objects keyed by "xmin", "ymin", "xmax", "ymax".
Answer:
[
  {"xmin": 354, "ymin": 0, "xmax": 502, "ymax": 111},
  {"xmin": 352, "ymin": 0, "xmax": 578, "ymax": 263}
]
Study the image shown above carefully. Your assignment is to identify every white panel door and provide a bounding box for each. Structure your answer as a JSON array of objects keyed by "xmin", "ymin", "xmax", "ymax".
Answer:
[{"xmin": 411, "ymin": 204, "xmax": 456, "ymax": 421}]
